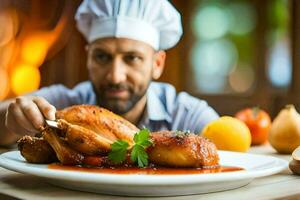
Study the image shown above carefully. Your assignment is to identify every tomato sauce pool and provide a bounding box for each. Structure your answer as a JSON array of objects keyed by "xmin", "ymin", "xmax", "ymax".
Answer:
[{"xmin": 48, "ymin": 164, "xmax": 243, "ymax": 175}]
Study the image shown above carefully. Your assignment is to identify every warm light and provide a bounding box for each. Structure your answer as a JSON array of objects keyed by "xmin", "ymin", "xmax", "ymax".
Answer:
[
  {"xmin": 0, "ymin": 3, "xmax": 70, "ymax": 98},
  {"xmin": 21, "ymin": 35, "xmax": 50, "ymax": 67},
  {"xmin": 11, "ymin": 64, "xmax": 41, "ymax": 95},
  {"xmin": 0, "ymin": 40, "xmax": 16, "ymax": 71},
  {"xmin": 229, "ymin": 65, "xmax": 254, "ymax": 93},
  {"xmin": 0, "ymin": 68, "xmax": 9, "ymax": 100}
]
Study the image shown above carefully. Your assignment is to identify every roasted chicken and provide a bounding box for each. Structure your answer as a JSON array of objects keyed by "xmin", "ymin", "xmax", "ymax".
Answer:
[
  {"xmin": 56, "ymin": 105, "xmax": 138, "ymax": 145},
  {"xmin": 18, "ymin": 105, "xmax": 219, "ymax": 168},
  {"xmin": 18, "ymin": 135, "xmax": 57, "ymax": 163},
  {"xmin": 43, "ymin": 127, "xmax": 84, "ymax": 165},
  {"xmin": 148, "ymin": 131, "xmax": 219, "ymax": 168},
  {"xmin": 58, "ymin": 119, "xmax": 113, "ymax": 155}
]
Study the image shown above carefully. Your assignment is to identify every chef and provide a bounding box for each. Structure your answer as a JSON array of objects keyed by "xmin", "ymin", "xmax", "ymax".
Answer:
[{"xmin": 0, "ymin": 0, "xmax": 219, "ymax": 146}]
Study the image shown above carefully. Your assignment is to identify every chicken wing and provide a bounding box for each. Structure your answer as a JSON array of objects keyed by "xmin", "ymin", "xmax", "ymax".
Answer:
[
  {"xmin": 43, "ymin": 128, "xmax": 84, "ymax": 165},
  {"xmin": 17, "ymin": 136, "xmax": 57, "ymax": 163}
]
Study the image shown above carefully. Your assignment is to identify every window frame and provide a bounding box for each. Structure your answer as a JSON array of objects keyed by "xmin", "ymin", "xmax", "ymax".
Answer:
[{"xmin": 161, "ymin": 0, "xmax": 299, "ymax": 117}]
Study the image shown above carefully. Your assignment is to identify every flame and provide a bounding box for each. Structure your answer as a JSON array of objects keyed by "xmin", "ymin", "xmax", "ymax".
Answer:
[
  {"xmin": 21, "ymin": 33, "xmax": 53, "ymax": 67},
  {"xmin": 20, "ymin": 8, "xmax": 69, "ymax": 68},
  {"xmin": 11, "ymin": 64, "xmax": 41, "ymax": 95},
  {"xmin": 0, "ymin": 2, "xmax": 75, "ymax": 98}
]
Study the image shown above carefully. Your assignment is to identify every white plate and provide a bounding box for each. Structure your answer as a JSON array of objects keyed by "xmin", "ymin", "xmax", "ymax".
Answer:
[{"xmin": 0, "ymin": 151, "xmax": 288, "ymax": 196}]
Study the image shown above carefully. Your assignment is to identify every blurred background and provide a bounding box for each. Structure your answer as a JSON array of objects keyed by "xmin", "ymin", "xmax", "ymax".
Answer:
[{"xmin": 0, "ymin": 0, "xmax": 299, "ymax": 117}]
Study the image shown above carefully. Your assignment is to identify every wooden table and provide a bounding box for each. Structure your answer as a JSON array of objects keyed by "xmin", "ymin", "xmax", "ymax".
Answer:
[{"xmin": 0, "ymin": 144, "xmax": 299, "ymax": 200}]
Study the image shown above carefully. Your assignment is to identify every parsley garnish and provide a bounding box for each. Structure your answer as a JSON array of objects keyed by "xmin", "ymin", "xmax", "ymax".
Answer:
[
  {"xmin": 131, "ymin": 128, "xmax": 152, "ymax": 167},
  {"xmin": 133, "ymin": 128, "xmax": 153, "ymax": 147},
  {"xmin": 108, "ymin": 140, "xmax": 129, "ymax": 164},
  {"xmin": 108, "ymin": 128, "xmax": 152, "ymax": 167},
  {"xmin": 131, "ymin": 144, "xmax": 149, "ymax": 167}
]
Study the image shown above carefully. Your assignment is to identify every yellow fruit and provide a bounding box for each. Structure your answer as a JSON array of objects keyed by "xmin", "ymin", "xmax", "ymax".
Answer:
[
  {"xmin": 201, "ymin": 116, "xmax": 251, "ymax": 152},
  {"xmin": 269, "ymin": 105, "xmax": 300, "ymax": 154}
]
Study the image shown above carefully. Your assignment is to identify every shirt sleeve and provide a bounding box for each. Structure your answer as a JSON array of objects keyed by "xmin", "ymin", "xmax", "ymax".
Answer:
[
  {"xmin": 172, "ymin": 92, "xmax": 219, "ymax": 134},
  {"xmin": 28, "ymin": 81, "xmax": 96, "ymax": 109}
]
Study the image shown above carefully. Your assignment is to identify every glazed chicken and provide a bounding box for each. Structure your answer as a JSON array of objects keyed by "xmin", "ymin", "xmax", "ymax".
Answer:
[
  {"xmin": 18, "ymin": 135, "xmax": 57, "ymax": 164},
  {"xmin": 18, "ymin": 105, "xmax": 219, "ymax": 168},
  {"xmin": 148, "ymin": 131, "xmax": 219, "ymax": 167},
  {"xmin": 56, "ymin": 105, "xmax": 138, "ymax": 145}
]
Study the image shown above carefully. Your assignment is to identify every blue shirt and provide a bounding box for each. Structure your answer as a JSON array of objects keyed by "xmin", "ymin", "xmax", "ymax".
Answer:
[{"xmin": 31, "ymin": 81, "xmax": 219, "ymax": 134}]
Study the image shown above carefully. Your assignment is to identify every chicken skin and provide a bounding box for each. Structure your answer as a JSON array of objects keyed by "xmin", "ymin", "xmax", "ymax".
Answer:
[
  {"xmin": 148, "ymin": 131, "xmax": 219, "ymax": 168},
  {"xmin": 43, "ymin": 128, "xmax": 84, "ymax": 165},
  {"xmin": 18, "ymin": 105, "xmax": 219, "ymax": 168},
  {"xmin": 56, "ymin": 105, "xmax": 139, "ymax": 145},
  {"xmin": 17, "ymin": 135, "xmax": 57, "ymax": 164},
  {"xmin": 58, "ymin": 119, "xmax": 113, "ymax": 155}
]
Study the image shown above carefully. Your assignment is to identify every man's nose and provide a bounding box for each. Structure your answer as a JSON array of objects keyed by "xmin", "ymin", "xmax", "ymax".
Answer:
[{"xmin": 106, "ymin": 59, "xmax": 127, "ymax": 84}]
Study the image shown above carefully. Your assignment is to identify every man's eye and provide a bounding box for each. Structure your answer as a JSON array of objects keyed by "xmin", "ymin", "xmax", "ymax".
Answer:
[
  {"xmin": 94, "ymin": 53, "xmax": 111, "ymax": 63},
  {"xmin": 125, "ymin": 55, "xmax": 142, "ymax": 63}
]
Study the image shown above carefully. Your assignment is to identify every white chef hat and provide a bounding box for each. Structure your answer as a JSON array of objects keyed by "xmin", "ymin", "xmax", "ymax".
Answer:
[{"xmin": 75, "ymin": 0, "xmax": 183, "ymax": 50}]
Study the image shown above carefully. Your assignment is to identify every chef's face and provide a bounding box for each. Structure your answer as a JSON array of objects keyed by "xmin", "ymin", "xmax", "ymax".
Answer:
[{"xmin": 87, "ymin": 38, "xmax": 165, "ymax": 114}]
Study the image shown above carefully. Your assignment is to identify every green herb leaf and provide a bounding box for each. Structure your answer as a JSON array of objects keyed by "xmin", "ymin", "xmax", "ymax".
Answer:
[
  {"xmin": 130, "ymin": 128, "xmax": 152, "ymax": 167},
  {"xmin": 108, "ymin": 128, "xmax": 152, "ymax": 167},
  {"xmin": 130, "ymin": 144, "xmax": 149, "ymax": 167},
  {"xmin": 108, "ymin": 140, "xmax": 129, "ymax": 164},
  {"xmin": 134, "ymin": 128, "xmax": 152, "ymax": 146}
]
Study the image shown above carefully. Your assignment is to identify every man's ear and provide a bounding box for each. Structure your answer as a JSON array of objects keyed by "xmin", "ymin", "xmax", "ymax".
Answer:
[{"xmin": 152, "ymin": 50, "xmax": 166, "ymax": 80}]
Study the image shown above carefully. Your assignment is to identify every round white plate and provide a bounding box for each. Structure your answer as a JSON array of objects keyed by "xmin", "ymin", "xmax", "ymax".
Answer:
[{"xmin": 0, "ymin": 151, "xmax": 288, "ymax": 196}]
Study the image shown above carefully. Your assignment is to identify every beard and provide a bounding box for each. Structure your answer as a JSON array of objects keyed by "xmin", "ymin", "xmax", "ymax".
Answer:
[{"xmin": 92, "ymin": 82, "xmax": 150, "ymax": 115}]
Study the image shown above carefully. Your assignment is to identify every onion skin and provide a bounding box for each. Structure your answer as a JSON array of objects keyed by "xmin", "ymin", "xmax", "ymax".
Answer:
[{"xmin": 269, "ymin": 105, "xmax": 300, "ymax": 154}]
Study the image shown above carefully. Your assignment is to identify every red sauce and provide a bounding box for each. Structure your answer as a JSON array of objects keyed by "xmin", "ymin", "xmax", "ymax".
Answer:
[{"xmin": 48, "ymin": 164, "xmax": 243, "ymax": 175}]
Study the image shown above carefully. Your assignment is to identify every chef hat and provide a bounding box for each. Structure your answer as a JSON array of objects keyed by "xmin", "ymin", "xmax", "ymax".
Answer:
[{"xmin": 75, "ymin": 0, "xmax": 183, "ymax": 50}]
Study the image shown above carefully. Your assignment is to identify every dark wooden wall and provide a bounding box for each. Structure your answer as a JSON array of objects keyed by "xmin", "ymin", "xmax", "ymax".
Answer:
[{"xmin": 38, "ymin": 0, "xmax": 88, "ymax": 88}]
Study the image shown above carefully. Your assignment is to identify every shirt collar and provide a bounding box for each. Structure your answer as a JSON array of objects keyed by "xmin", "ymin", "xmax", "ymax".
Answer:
[{"xmin": 145, "ymin": 83, "xmax": 172, "ymax": 123}]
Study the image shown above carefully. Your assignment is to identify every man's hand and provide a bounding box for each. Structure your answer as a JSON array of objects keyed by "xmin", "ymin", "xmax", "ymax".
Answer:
[{"xmin": 5, "ymin": 96, "xmax": 56, "ymax": 136}]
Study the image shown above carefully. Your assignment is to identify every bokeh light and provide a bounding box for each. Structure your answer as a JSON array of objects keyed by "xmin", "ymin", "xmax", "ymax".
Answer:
[
  {"xmin": 227, "ymin": 3, "xmax": 256, "ymax": 35},
  {"xmin": 190, "ymin": 39, "xmax": 238, "ymax": 93},
  {"xmin": 190, "ymin": 0, "xmax": 258, "ymax": 94},
  {"xmin": 21, "ymin": 34, "xmax": 51, "ymax": 67},
  {"xmin": 0, "ymin": 2, "xmax": 72, "ymax": 100},
  {"xmin": 193, "ymin": 5, "xmax": 230, "ymax": 40},
  {"xmin": 11, "ymin": 64, "xmax": 41, "ymax": 95},
  {"xmin": 0, "ymin": 68, "xmax": 10, "ymax": 100},
  {"xmin": 195, "ymin": 75, "xmax": 227, "ymax": 93},
  {"xmin": 229, "ymin": 65, "xmax": 254, "ymax": 92},
  {"xmin": 267, "ymin": 40, "xmax": 291, "ymax": 87},
  {"xmin": 191, "ymin": 39, "xmax": 238, "ymax": 76}
]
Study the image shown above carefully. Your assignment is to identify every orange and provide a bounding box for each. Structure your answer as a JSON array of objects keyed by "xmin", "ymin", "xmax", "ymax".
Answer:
[{"xmin": 201, "ymin": 116, "xmax": 251, "ymax": 152}]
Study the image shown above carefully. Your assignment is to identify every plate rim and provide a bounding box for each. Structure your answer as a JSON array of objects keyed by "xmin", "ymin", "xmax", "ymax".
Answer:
[{"xmin": 0, "ymin": 150, "xmax": 288, "ymax": 185}]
